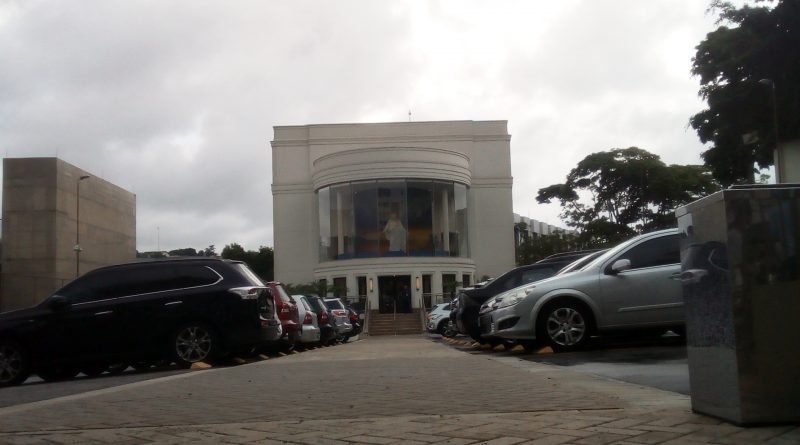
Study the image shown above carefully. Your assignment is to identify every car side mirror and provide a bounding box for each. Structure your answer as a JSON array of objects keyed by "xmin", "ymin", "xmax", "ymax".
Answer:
[
  {"xmin": 48, "ymin": 295, "xmax": 71, "ymax": 311},
  {"xmin": 609, "ymin": 259, "xmax": 631, "ymax": 275}
]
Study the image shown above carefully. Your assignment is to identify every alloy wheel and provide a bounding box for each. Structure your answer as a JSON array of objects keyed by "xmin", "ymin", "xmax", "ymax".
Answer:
[
  {"xmin": 175, "ymin": 326, "xmax": 213, "ymax": 363},
  {"xmin": 0, "ymin": 344, "xmax": 24, "ymax": 384},
  {"xmin": 545, "ymin": 307, "xmax": 586, "ymax": 346}
]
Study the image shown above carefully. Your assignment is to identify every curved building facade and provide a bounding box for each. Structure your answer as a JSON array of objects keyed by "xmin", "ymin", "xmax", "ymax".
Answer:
[{"xmin": 271, "ymin": 121, "xmax": 514, "ymax": 313}]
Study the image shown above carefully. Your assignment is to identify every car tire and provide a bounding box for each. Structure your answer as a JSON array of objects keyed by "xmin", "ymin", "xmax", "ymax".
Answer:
[
  {"xmin": 172, "ymin": 323, "xmax": 220, "ymax": 366},
  {"xmin": 537, "ymin": 300, "xmax": 591, "ymax": 352},
  {"xmin": 0, "ymin": 341, "xmax": 30, "ymax": 387},
  {"xmin": 437, "ymin": 321, "xmax": 449, "ymax": 335}
]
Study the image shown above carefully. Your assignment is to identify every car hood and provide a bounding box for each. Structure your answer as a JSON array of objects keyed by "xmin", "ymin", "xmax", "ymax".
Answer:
[{"xmin": 494, "ymin": 268, "xmax": 595, "ymax": 302}]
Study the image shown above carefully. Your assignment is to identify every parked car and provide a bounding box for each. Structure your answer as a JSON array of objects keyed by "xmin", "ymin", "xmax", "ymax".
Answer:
[
  {"xmin": 484, "ymin": 229, "xmax": 683, "ymax": 352},
  {"xmin": 453, "ymin": 250, "xmax": 600, "ymax": 342},
  {"xmin": 292, "ymin": 295, "xmax": 321, "ymax": 346},
  {"xmin": 323, "ymin": 298, "xmax": 353, "ymax": 340},
  {"xmin": 426, "ymin": 303, "xmax": 453, "ymax": 335},
  {"xmin": 0, "ymin": 258, "xmax": 280, "ymax": 386},
  {"xmin": 303, "ymin": 295, "xmax": 337, "ymax": 345},
  {"xmin": 478, "ymin": 249, "xmax": 608, "ymax": 348},
  {"xmin": 265, "ymin": 281, "xmax": 300, "ymax": 350},
  {"xmin": 346, "ymin": 306, "xmax": 362, "ymax": 339}
]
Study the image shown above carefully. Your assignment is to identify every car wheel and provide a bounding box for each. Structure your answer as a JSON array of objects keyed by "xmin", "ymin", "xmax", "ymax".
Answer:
[
  {"xmin": 437, "ymin": 321, "xmax": 449, "ymax": 335},
  {"xmin": 38, "ymin": 365, "xmax": 79, "ymax": 382},
  {"xmin": 173, "ymin": 323, "xmax": 219, "ymax": 366},
  {"xmin": 538, "ymin": 300, "xmax": 591, "ymax": 352},
  {"xmin": 443, "ymin": 321, "xmax": 458, "ymax": 338},
  {"xmin": 0, "ymin": 342, "xmax": 30, "ymax": 387}
]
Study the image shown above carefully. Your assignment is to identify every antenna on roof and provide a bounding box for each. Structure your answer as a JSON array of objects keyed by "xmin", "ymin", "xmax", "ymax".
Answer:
[{"xmin": 408, "ymin": 109, "xmax": 412, "ymax": 122}]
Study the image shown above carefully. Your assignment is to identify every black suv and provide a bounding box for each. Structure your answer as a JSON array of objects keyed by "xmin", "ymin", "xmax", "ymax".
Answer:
[
  {"xmin": 452, "ymin": 250, "xmax": 600, "ymax": 343},
  {"xmin": 0, "ymin": 258, "xmax": 280, "ymax": 386}
]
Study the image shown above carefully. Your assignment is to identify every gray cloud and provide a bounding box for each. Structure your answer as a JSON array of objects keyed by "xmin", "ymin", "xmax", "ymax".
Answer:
[{"xmin": 0, "ymin": 0, "xmax": 720, "ymax": 251}]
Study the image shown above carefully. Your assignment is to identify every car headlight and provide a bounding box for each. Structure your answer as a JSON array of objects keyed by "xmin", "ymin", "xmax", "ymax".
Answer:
[{"xmin": 497, "ymin": 286, "xmax": 535, "ymax": 308}]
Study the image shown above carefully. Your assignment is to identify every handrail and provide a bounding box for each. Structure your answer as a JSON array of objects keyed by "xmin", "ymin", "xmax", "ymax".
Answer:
[
  {"xmin": 364, "ymin": 298, "xmax": 371, "ymax": 336},
  {"xmin": 419, "ymin": 292, "xmax": 427, "ymax": 333}
]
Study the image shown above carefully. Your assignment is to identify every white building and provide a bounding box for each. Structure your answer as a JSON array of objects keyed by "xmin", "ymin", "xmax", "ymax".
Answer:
[
  {"xmin": 271, "ymin": 121, "xmax": 515, "ymax": 314},
  {"xmin": 513, "ymin": 213, "xmax": 573, "ymax": 246}
]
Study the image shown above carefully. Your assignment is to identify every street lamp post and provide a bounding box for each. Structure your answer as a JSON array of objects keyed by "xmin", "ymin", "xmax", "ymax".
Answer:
[
  {"xmin": 75, "ymin": 175, "xmax": 90, "ymax": 278},
  {"xmin": 759, "ymin": 79, "xmax": 782, "ymax": 183}
]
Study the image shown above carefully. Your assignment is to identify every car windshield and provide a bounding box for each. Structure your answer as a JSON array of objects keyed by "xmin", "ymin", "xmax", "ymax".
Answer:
[
  {"xmin": 324, "ymin": 299, "xmax": 345, "ymax": 310},
  {"xmin": 555, "ymin": 250, "xmax": 608, "ymax": 276}
]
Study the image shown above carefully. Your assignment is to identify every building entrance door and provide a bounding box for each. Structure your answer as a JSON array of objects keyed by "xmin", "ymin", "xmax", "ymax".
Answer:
[{"xmin": 378, "ymin": 275, "xmax": 412, "ymax": 314}]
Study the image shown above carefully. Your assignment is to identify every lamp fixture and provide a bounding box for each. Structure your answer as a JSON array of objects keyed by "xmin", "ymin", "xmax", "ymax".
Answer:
[
  {"xmin": 415, "ymin": 276, "xmax": 421, "ymax": 291},
  {"xmin": 368, "ymin": 278, "xmax": 373, "ymax": 292}
]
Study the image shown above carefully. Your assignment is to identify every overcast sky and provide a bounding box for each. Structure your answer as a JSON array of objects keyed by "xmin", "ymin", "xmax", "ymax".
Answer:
[{"xmin": 0, "ymin": 1, "xmax": 727, "ymax": 252}]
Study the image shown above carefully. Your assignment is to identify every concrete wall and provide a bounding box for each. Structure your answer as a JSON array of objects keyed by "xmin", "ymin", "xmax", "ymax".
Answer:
[{"xmin": 1, "ymin": 158, "xmax": 136, "ymax": 311}]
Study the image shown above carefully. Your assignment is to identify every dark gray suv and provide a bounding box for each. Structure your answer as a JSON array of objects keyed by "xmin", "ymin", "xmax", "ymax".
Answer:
[{"xmin": 0, "ymin": 258, "xmax": 280, "ymax": 386}]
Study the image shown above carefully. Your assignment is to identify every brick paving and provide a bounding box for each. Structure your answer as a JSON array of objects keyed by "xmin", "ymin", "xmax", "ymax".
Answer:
[{"xmin": 0, "ymin": 335, "xmax": 797, "ymax": 444}]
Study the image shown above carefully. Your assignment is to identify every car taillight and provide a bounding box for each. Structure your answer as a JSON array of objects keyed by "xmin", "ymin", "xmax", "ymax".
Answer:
[
  {"xmin": 228, "ymin": 287, "xmax": 264, "ymax": 300},
  {"xmin": 304, "ymin": 312, "xmax": 313, "ymax": 324},
  {"xmin": 280, "ymin": 307, "xmax": 290, "ymax": 314},
  {"xmin": 321, "ymin": 311, "xmax": 329, "ymax": 324},
  {"xmin": 332, "ymin": 309, "xmax": 346, "ymax": 317}
]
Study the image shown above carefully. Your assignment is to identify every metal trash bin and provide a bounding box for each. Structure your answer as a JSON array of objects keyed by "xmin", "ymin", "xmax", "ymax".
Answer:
[{"xmin": 675, "ymin": 184, "xmax": 800, "ymax": 425}]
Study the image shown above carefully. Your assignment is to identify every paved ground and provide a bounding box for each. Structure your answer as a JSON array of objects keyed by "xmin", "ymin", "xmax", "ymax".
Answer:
[
  {"xmin": 447, "ymin": 334, "xmax": 690, "ymax": 395},
  {"xmin": 0, "ymin": 335, "xmax": 797, "ymax": 444}
]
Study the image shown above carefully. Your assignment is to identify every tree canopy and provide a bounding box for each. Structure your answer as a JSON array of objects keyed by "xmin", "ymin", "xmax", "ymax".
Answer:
[
  {"xmin": 536, "ymin": 147, "xmax": 718, "ymax": 246},
  {"xmin": 690, "ymin": 0, "xmax": 800, "ymax": 185},
  {"xmin": 221, "ymin": 243, "xmax": 274, "ymax": 281}
]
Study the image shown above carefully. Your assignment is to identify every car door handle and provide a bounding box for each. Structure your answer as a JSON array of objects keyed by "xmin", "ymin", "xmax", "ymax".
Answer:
[
  {"xmin": 94, "ymin": 310, "xmax": 114, "ymax": 316},
  {"xmin": 164, "ymin": 301, "xmax": 183, "ymax": 306}
]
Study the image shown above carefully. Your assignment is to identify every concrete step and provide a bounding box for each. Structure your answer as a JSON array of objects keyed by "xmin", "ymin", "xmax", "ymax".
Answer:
[{"xmin": 368, "ymin": 311, "xmax": 424, "ymax": 336}]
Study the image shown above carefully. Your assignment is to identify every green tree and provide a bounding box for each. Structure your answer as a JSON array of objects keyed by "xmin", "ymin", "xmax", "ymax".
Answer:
[
  {"xmin": 537, "ymin": 147, "xmax": 718, "ymax": 244},
  {"xmin": 516, "ymin": 232, "xmax": 584, "ymax": 266},
  {"xmin": 690, "ymin": 0, "xmax": 800, "ymax": 185},
  {"xmin": 168, "ymin": 247, "xmax": 198, "ymax": 256},
  {"xmin": 220, "ymin": 243, "xmax": 274, "ymax": 282}
]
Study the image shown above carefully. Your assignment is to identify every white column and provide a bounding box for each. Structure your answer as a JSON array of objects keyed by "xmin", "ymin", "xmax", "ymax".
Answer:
[
  {"xmin": 336, "ymin": 190, "xmax": 344, "ymax": 256},
  {"xmin": 441, "ymin": 189, "xmax": 450, "ymax": 252}
]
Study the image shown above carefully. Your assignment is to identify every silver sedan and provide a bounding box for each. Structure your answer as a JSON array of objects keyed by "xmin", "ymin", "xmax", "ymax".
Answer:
[{"xmin": 481, "ymin": 229, "xmax": 683, "ymax": 352}]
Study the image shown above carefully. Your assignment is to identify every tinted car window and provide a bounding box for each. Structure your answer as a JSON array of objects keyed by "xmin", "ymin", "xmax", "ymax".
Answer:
[
  {"xmin": 57, "ymin": 269, "xmax": 126, "ymax": 303},
  {"xmin": 297, "ymin": 297, "xmax": 312, "ymax": 311},
  {"xmin": 520, "ymin": 267, "xmax": 555, "ymax": 284},
  {"xmin": 234, "ymin": 263, "xmax": 265, "ymax": 286},
  {"xmin": 57, "ymin": 263, "xmax": 220, "ymax": 303},
  {"xmin": 324, "ymin": 299, "xmax": 345, "ymax": 310},
  {"xmin": 275, "ymin": 284, "xmax": 293, "ymax": 304},
  {"xmin": 617, "ymin": 234, "xmax": 680, "ymax": 269},
  {"xmin": 498, "ymin": 273, "xmax": 520, "ymax": 291}
]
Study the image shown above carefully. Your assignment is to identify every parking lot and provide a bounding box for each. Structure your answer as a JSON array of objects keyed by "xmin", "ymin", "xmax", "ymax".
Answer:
[{"xmin": 437, "ymin": 333, "xmax": 690, "ymax": 395}]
